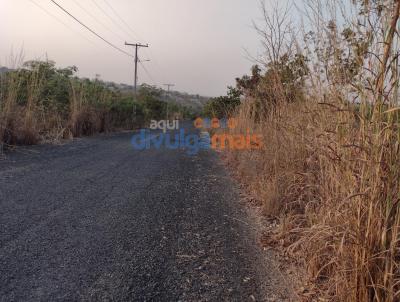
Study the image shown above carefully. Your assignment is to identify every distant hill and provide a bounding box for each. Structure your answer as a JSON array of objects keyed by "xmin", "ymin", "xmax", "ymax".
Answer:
[
  {"xmin": 164, "ymin": 90, "xmax": 209, "ymax": 112},
  {"xmin": 0, "ymin": 67, "xmax": 11, "ymax": 74},
  {"xmin": 0, "ymin": 68, "xmax": 208, "ymax": 113},
  {"xmin": 104, "ymin": 81, "xmax": 209, "ymax": 112}
]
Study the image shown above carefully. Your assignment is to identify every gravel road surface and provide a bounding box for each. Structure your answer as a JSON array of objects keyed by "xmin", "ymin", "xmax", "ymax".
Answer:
[{"xmin": 0, "ymin": 125, "xmax": 288, "ymax": 301}]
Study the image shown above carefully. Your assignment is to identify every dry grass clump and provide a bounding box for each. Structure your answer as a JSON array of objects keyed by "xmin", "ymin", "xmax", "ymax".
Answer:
[
  {"xmin": 69, "ymin": 81, "xmax": 104, "ymax": 137},
  {"xmin": 229, "ymin": 90, "xmax": 400, "ymax": 301},
  {"xmin": 0, "ymin": 59, "xmax": 141, "ymax": 148},
  {"xmin": 0, "ymin": 60, "xmax": 42, "ymax": 146},
  {"xmin": 224, "ymin": 0, "xmax": 400, "ymax": 300}
]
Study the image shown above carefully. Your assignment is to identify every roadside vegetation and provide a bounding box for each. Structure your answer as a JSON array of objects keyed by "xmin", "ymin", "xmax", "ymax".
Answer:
[
  {"xmin": 206, "ymin": 0, "xmax": 400, "ymax": 300},
  {"xmin": 203, "ymin": 86, "xmax": 241, "ymax": 118},
  {"xmin": 0, "ymin": 58, "xmax": 197, "ymax": 149}
]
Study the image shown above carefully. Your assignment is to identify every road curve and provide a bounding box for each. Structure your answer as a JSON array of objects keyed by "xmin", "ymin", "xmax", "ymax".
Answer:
[{"xmin": 0, "ymin": 125, "xmax": 273, "ymax": 301}]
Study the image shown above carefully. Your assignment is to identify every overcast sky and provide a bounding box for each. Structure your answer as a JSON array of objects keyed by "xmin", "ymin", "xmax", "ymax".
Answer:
[{"xmin": 0, "ymin": 0, "xmax": 271, "ymax": 96}]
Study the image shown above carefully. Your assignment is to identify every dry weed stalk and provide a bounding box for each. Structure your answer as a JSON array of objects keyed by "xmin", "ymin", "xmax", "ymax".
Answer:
[{"xmin": 228, "ymin": 0, "xmax": 400, "ymax": 300}]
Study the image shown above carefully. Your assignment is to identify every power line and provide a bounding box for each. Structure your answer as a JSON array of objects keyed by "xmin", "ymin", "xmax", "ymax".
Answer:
[
  {"xmin": 140, "ymin": 60, "xmax": 157, "ymax": 85},
  {"xmin": 96, "ymin": 0, "xmax": 165, "ymax": 86},
  {"xmin": 30, "ymin": 0, "xmax": 158, "ymax": 97},
  {"xmin": 90, "ymin": 0, "xmax": 135, "ymax": 41},
  {"xmin": 98, "ymin": 0, "xmax": 164, "ymax": 82},
  {"xmin": 50, "ymin": 0, "xmax": 133, "ymax": 58},
  {"xmin": 70, "ymin": 0, "xmax": 126, "ymax": 43},
  {"xmin": 101, "ymin": 0, "xmax": 144, "ymax": 41},
  {"xmin": 28, "ymin": 0, "xmax": 97, "ymax": 47},
  {"xmin": 34, "ymin": 0, "xmax": 159, "ymax": 91},
  {"xmin": 143, "ymin": 48, "xmax": 164, "ymax": 81}
]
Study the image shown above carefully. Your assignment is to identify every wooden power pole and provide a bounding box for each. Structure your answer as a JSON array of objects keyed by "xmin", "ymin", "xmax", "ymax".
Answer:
[{"xmin": 125, "ymin": 42, "xmax": 149, "ymax": 97}]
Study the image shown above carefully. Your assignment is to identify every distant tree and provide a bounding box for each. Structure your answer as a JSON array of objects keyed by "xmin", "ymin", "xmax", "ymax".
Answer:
[
  {"xmin": 138, "ymin": 84, "xmax": 167, "ymax": 120},
  {"xmin": 203, "ymin": 86, "xmax": 241, "ymax": 118},
  {"xmin": 235, "ymin": 54, "xmax": 308, "ymax": 120}
]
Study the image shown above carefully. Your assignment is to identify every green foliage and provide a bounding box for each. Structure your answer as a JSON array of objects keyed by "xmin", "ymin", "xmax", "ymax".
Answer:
[
  {"xmin": 138, "ymin": 84, "xmax": 167, "ymax": 120},
  {"xmin": 19, "ymin": 61, "xmax": 78, "ymax": 110},
  {"xmin": 203, "ymin": 86, "xmax": 241, "ymax": 118},
  {"xmin": 0, "ymin": 59, "xmax": 197, "ymax": 144},
  {"xmin": 235, "ymin": 54, "xmax": 309, "ymax": 120}
]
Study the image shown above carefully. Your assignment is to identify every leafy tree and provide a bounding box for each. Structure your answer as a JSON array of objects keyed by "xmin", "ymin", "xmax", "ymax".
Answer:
[
  {"xmin": 235, "ymin": 54, "xmax": 308, "ymax": 120},
  {"xmin": 138, "ymin": 84, "xmax": 167, "ymax": 120},
  {"xmin": 203, "ymin": 86, "xmax": 241, "ymax": 118}
]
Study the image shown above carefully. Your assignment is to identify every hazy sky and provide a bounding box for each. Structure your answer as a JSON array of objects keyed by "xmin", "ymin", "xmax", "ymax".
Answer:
[{"xmin": 0, "ymin": 0, "xmax": 270, "ymax": 96}]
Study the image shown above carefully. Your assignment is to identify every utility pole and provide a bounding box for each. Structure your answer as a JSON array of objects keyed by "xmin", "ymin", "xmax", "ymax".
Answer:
[
  {"xmin": 163, "ymin": 84, "xmax": 175, "ymax": 120},
  {"xmin": 125, "ymin": 42, "xmax": 149, "ymax": 97}
]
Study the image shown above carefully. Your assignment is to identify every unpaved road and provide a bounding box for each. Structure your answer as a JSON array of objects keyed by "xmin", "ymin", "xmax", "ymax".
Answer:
[{"xmin": 0, "ymin": 125, "xmax": 286, "ymax": 301}]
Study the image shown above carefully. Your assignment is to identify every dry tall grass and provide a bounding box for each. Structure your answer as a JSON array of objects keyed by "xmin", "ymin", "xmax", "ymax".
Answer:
[
  {"xmin": 226, "ymin": 0, "xmax": 400, "ymax": 300},
  {"xmin": 0, "ymin": 59, "xmax": 140, "ymax": 147},
  {"xmin": 0, "ymin": 56, "xmax": 42, "ymax": 145}
]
